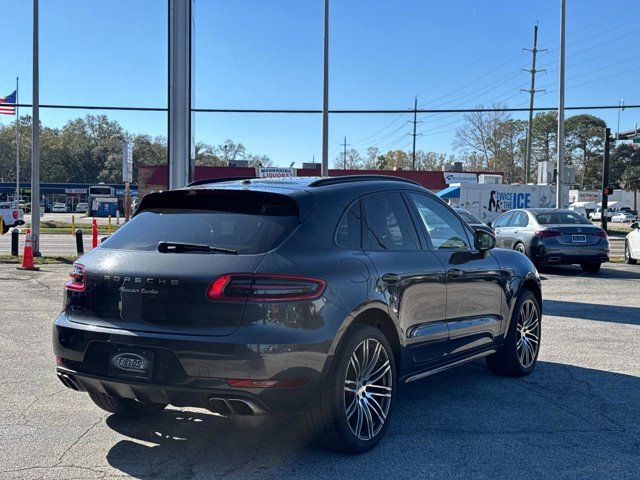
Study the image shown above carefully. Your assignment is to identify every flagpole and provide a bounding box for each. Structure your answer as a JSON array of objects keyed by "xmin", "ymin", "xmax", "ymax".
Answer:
[{"xmin": 15, "ymin": 76, "xmax": 19, "ymax": 205}]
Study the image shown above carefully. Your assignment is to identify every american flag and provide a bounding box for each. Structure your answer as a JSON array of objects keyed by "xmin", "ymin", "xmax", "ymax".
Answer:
[{"xmin": 0, "ymin": 90, "xmax": 16, "ymax": 115}]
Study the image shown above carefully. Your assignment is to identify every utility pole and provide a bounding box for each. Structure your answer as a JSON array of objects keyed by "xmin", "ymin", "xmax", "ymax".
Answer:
[
  {"xmin": 522, "ymin": 23, "xmax": 547, "ymax": 184},
  {"xmin": 341, "ymin": 136, "xmax": 351, "ymax": 169},
  {"xmin": 321, "ymin": 0, "xmax": 329, "ymax": 176},
  {"xmin": 31, "ymin": 0, "xmax": 41, "ymax": 255},
  {"xmin": 616, "ymin": 99, "xmax": 624, "ymax": 139},
  {"xmin": 15, "ymin": 76, "xmax": 19, "ymax": 204},
  {"xmin": 556, "ymin": 0, "xmax": 566, "ymax": 208},
  {"xmin": 601, "ymin": 128, "xmax": 612, "ymax": 232},
  {"xmin": 409, "ymin": 96, "xmax": 422, "ymax": 170}
]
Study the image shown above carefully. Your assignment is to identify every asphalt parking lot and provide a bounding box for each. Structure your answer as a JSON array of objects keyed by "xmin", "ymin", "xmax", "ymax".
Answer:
[{"xmin": 0, "ymin": 263, "xmax": 638, "ymax": 480}]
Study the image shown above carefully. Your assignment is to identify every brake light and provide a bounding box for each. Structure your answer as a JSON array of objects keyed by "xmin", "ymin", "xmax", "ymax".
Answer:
[
  {"xmin": 12, "ymin": 210, "xmax": 18, "ymax": 220},
  {"xmin": 226, "ymin": 378, "xmax": 309, "ymax": 388},
  {"xmin": 64, "ymin": 264, "xmax": 86, "ymax": 292},
  {"xmin": 535, "ymin": 230, "xmax": 562, "ymax": 238},
  {"xmin": 594, "ymin": 230, "xmax": 608, "ymax": 238},
  {"xmin": 207, "ymin": 273, "xmax": 326, "ymax": 302}
]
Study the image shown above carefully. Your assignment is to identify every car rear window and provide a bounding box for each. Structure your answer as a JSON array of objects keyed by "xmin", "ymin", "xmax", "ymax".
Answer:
[
  {"xmin": 535, "ymin": 211, "xmax": 592, "ymax": 225},
  {"xmin": 456, "ymin": 209, "xmax": 482, "ymax": 225},
  {"xmin": 101, "ymin": 190, "xmax": 299, "ymax": 254}
]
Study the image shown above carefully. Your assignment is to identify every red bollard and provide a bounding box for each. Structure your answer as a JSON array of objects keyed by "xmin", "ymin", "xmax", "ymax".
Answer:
[{"xmin": 92, "ymin": 219, "xmax": 98, "ymax": 249}]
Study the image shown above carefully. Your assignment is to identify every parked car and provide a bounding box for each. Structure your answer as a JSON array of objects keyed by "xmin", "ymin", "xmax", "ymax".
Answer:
[
  {"xmin": 52, "ymin": 202, "xmax": 68, "ymax": 213},
  {"xmin": 76, "ymin": 202, "xmax": 89, "ymax": 213},
  {"xmin": 453, "ymin": 207, "xmax": 489, "ymax": 230},
  {"xmin": 611, "ymin": 211, "xmax": 636, "ymax": 223},
  {"xmin": 0, "ymin": 202, "xmax": 25, "ymax": 234},
  {"xmin": 625, "ymin": 221, "xmax": 640, "ymax": 264},
  {"xmin": 492, "ymin": 208, "xmax": 609, "ymax": 273},
  {"xmin": 53, "ymin": 175, "xmax": 542, "ymax": 453}
]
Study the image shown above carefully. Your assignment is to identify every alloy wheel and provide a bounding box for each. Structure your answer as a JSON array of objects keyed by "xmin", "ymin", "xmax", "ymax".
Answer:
[
  {"xmin": 516, "ymin": 299, "xmax": 540, "ymax": 369},
  {"xmin": 344, "ymin": 338, "xmax": 393, "ymax": 441},
  {"xmin": 515, "ymin": 243, "xmax": 526, "ymax": 254}
]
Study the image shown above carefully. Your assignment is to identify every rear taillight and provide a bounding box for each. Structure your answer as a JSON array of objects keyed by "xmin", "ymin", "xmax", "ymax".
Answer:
[
  {"xmin": 594, "ymin": 230, "xmax": 608, "ymax": 238},
  {"xmin": 226, "ymin": 378, "xmax": 309, "ymax": 388},
  {"xmin": 64, "ymin": 264, "xmax": 86, "ymax": 292},
  {"xmin": 207, "ymin": 273, "xmax": 326, "ymax": 302},
  {"xmin": 12, "ymin": 210, "xmax": 18, "ymax": 219},
  {"xmin": 535, "ymin": 230, "xmax": 562, "ymax": 238}
]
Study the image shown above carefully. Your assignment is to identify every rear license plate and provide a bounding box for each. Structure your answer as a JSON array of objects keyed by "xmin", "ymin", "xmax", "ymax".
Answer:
[
  {"xmin": 108, "ymin": 347, "xmax": 154, "ymax": 380},
  {"xmin": 571, "ymin": 234, "xmax": 587, "ymax": 243}
]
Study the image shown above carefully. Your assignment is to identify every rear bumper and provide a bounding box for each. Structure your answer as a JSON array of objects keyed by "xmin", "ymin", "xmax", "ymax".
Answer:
[
  {"xmin": 533, "ymin": 246, "xmax": 609, "ymax": 265},
  {"xmin": 53, "ymin": 312, "xmax": 331, "ymax": 414}
]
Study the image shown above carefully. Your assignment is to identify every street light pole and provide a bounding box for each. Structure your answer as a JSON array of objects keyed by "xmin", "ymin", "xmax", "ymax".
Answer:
[
  {"xmin": 31, "ymin": 0, "xmax": 41, "ymax": 255},
  {"xmin": 321, "ymin": 0, "xmax": 329, "ymax": 176},
  {"xmin": 555, "ymin": 0, "xmax": 566, "ymax": 209}
]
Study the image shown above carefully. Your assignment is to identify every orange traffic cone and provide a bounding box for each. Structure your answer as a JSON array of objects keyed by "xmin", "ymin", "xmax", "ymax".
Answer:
[
  {"xmin": 92, "ymin": 219, "xmax": 98, "ymax": 249},
  {"xmin": 17, "ymin": 228, "xmax": 39, "ymax": 271}
]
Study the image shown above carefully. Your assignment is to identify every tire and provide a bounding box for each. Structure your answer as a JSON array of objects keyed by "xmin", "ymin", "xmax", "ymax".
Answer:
[
  {"xmin": 486, "ymin": 289, "xmax": 541, "ymax": 377},
  {"xmin": 625, "ymin": 242, "xmax": 637, "ymax": 265},
  {"xmin": 580, "ymin": 262, "xmax": 601, "ymax": 273},
  {"xmin": 514, "ymin": 242, "xmax": 527, "ymax": 256},
  {"xmin": 304, "ymin": 324, "xmax": 396, "ymax": 454},
  {"xmin": 88, "ymin": 391, "xmax": 167, "ymax": 417}
]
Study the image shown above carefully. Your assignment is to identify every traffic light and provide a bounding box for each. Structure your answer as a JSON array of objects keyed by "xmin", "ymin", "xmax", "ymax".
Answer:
[{"xmin": 603, "ymin": 187, "xmax": 614, "ymax": 196}]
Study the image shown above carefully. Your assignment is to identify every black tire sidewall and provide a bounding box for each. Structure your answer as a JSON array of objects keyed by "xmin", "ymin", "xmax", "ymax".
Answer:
[
  {"xmin": 325, "ymin": 324, "xmax": 396, "ymax": 453},
  {"xmin": 505, "ymin": 290, "xmax": 541, "ymax": 376}
]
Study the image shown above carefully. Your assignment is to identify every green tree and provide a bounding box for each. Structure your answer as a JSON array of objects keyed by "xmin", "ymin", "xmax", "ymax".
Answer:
[
  {"xmin": 620, "ymin": 165, "xmax": 640, "ymax": 212},
  {"xmin": 531, "ymin": 111, "xmax": 557, "ymax": 164},
  {"xmin": 610, "ymin": 143, "xmax": 640, "ymax": 186},
  {"xmin": 565, "ymin": 114, "xmax": 606, "ymax": 188}
]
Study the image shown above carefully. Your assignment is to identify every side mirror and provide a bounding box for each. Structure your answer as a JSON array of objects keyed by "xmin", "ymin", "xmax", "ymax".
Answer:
[
  {"xmin": 475, "ymin": 229, "xmax": 497, "ymax": 251},
  {"xmin": 631, "ymin": 222, "xmax": 639, "ymax": 230},
  {"xmin": 486, "ymin": 221, "xmax": 492, "ymax": 228}
]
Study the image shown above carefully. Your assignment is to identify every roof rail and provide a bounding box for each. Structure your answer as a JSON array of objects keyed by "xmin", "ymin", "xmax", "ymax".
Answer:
[
  {"xmin": 308, "ymin": 175, "xmax": 421, "ymax": 188},
  {"xmin": 186, "ymin": 177, "xmax": 255, "ymax": 187}
]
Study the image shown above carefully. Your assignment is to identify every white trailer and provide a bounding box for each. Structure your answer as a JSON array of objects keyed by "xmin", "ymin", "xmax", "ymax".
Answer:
[{"xmin": 438, "ymin": 183, "xmax": 563, "ymax": 224}]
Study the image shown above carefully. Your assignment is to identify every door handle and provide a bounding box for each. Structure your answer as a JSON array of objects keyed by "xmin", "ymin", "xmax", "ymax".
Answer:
[
  {"xmin": 381, "ymin": 273, "xmax": 401, "ymax": 284},
  {"xmin": 447, "ymin": 269, "xmax": 464, "ymax": 279}
]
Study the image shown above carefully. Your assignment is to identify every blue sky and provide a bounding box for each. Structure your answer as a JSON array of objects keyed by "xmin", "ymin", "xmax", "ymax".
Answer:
[{"xmin": 1, "ymin": 0, "xmax": 639, "ymax": 167}]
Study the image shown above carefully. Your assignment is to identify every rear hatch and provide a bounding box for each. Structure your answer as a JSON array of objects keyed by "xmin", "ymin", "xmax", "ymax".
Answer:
[{"xmin": 66, "ymin": 188, "xmax": 300, "ymax": 336}]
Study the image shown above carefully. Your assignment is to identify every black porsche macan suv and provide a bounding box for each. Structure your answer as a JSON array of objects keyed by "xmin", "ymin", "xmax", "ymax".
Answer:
[{"xmin": 53, "ymin": 175, "xmax": 542, "ymax": 453}]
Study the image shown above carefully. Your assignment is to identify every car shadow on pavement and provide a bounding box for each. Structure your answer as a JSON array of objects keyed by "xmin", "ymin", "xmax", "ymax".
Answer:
[
  {"xmin": 538, "ymin": 264, "xmax": 640, "ymax": 279},
  {"xmin": 544, "ymin": 300, "xmax": 640, "ymax": 325},
  {"xmin": 104, "ymin": 361, "xmax": 639, "ymax": 480}
]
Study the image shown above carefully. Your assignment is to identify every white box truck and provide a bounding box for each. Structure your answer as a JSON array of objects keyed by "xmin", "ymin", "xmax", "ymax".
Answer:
[{"xmin": 442, "ymin": 184, "xmax": 562, "ymax": 225}]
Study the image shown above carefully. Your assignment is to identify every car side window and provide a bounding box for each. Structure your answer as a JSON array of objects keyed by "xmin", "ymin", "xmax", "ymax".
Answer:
[
  {"xmin": 335, "ymin": 202, "xmax": 362, "ymax": 250},
  {"xmin": 509, "ymin": 211, "xmax": 529, "ymax": 228},
  {"xmin": 361, "ymin": 193, "xmax": 419, "ymax": 252},
  {"xmin": 493, "ymin": 212, "xmax": 513, "ymax": 228},
  {"xmin": 407, "ymin": 193, "xmax": 471, "ymax": 251}
]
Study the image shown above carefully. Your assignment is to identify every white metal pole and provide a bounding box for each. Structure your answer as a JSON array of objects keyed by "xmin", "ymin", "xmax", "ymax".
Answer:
[
  {"xmin": 321, "ymin": 0, "xmax": 329, "ymax": 176},
  {"xmin": 15, "ymin": 76, "xmax": 19, "ymax": 205},
  {"xmin": 31, "ymin": 0, "xmax": 41, "ymax": 255},
  {"xmin": 555, "ymin": 0, "xmax": 566, "ymax": 209}
]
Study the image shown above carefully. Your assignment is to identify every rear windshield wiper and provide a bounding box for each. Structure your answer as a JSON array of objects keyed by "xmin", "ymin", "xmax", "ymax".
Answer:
[{"xmin": 157, "ymin": 241, "xmax": 238, "ymax": 254}]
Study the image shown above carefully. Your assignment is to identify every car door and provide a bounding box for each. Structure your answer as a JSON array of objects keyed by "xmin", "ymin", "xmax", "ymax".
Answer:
[
  {"xmin": 360, "ymin": 192, "xmax": 448, "ymax": 366},
  {"xmin": 492, "ymin": 211, "xmax": 514, "ymax": 248},
  {"xmin": 630, "ymin": 224, "xmax": 640, "ymax": 258},
  {"xmin": 406, "ymin": 192, "xmax": 507, "ymax": 358},
  {"xmin": 506, "ymin": 211, "xmax": 529, "ymax": 249}
]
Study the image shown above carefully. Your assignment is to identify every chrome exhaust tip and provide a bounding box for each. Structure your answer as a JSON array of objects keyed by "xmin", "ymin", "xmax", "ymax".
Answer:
[{"xmin": 208, "ymin": 397, "xmax": 263, "ymax": 416}]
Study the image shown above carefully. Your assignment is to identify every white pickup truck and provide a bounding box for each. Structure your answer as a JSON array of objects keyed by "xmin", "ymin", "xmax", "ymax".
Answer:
[{"xmin": 0, "ymin": 202, "xmax": 25, "ymax": 234}]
